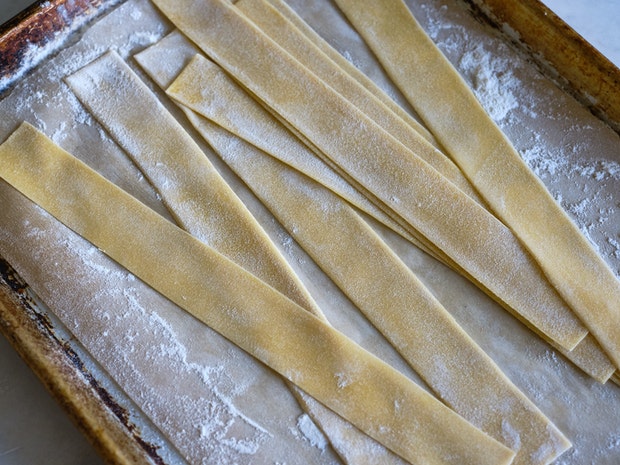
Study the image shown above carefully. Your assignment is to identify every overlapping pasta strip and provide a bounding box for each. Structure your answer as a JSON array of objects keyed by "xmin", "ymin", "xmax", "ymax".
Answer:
[
  {"xmin": 0, "ymin": 122, "xmax": 515, "ymax": 465},
  {"xmin": 149, "ymin": 0, "xmax": 587, "ymax": 351},
  {"xmin": 333, "ymin": 0, "xmax": 620, "ymax": 370},
  {"xmin": 174, "ymin": 96, "xmax": 570, "ymax": 463},
  {"xmin": 65, "ymin": 50, "xmax": 366, "ymax": 462}
]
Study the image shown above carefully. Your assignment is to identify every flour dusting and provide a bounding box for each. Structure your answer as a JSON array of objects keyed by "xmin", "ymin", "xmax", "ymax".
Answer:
[{"xmin": 296, "ymin": 414, "xmax": 329, "ymax": 451}]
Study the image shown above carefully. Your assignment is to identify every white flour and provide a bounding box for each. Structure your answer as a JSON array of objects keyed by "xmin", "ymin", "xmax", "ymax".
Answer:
[
  {"xmin": 1, "ymin": 0, "xmax": 620, "ymax": 463},
  {"xmin": 410, "ymin": 0, "xmax": 620, "ymax": 279}
]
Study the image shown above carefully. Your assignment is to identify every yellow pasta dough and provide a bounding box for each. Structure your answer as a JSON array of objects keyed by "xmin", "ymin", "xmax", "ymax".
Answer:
[
  {"xmin": 0, "ymin": 121, "xmax": 515, "ymax": 465},
  {"xmin": 332, "ymin": 0, "xmax": 620, "ymax": 370},
  {"xmin": 149, "ymin": 0, "xmax": 586, "ymax": 351},
  {"xmin": 136, "ymin": 32, "xmax": 614, "ymax": 383},
  {"xmin": 235, "ymin": 0, "xmax": 483, "ymax": 204},
  {"xmin": 181, "ymin": 107, "xmax": 570, "ymax": 464}
]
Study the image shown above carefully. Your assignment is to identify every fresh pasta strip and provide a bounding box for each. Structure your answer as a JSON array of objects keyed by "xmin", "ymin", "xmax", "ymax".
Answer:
[
  {"xmin": 65, "ymin": 50, "xmax": 321, "ymax": 316},
  {"xmin": 0, "ymin": 122, "xmax": 516, "ymax": 465},
  {"xmin": 65, "ymin": 50, "xmax": 364, "ymax": 461},
  {"xmin": 553, "ymin": 334, "xmax": 616, "ymax": 383},
  {"xmin": 332, "ymin": 0, "xmax": 620, "ymax": 370},
  {"xmin": 263, "ymin": 0, "xmax": 438, "ymax": 147},
  {"xmin": 134, "ymin": 34, "xmax": 424, "ymax": 252},
  {"xmin": 165, "ymin": 53, "xmax": 614, "ymax": 385},
  {"xmin": 149, "ymin": 0, "xmax": 586, "ymax": 351},
  {"xmin": 183, "ymin": 109, "xmax": 570, "ymax": 464},
  {"xmin": 234, "ymin": 0, "xmax": 483, "ymax": 204}
]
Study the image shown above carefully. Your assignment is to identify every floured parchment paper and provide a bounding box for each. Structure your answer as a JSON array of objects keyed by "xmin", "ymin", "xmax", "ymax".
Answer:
[{"xmin": 0, "ymin": 0, "xmax": 619, "ymax": 463}]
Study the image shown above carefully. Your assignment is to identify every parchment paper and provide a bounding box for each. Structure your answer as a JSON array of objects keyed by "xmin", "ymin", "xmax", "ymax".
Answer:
[{"xmin": 0, "ymin": 0, "xmax": 619, "ymax": 463}]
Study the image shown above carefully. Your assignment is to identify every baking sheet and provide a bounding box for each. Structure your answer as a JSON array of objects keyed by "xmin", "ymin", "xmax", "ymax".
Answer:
[
  {"xmin": 466, "ymin": 0, "xmax": 620, "ymax": 133},
  {"xmin": 0, "ymin": 265, "xmax": 181, "ymax": 465},
  {"xmin": 0, "ymin": 0, "xmax": 125, "ymax": 93},
  {"xmin": 0, "ymin": 0, "xmax": 619, "ymax": 463}
]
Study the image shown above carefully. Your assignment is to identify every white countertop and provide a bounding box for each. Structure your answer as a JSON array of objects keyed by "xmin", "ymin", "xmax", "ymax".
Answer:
[
  {"xmin": 542, "ymin": 0, "xmax": 620, "ymax": 67},
  {"xmin": 0, "ymin": 335, "xmax": 104, "ymax": 465},
  {"xmin": 0, "ymin": 1, "xmax": 618, "ymax": 464}
]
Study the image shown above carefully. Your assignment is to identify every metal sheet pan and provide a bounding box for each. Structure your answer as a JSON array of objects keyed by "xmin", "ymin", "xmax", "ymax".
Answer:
[
  {"xmin": 0, "ymin": 1, "xmax": 124, "ymax": 93},
  {"xmin": 0, "ymin": 1, "xmax": 618, "ymax": 463},
  {"xmin": 0, "ymin": 258, "xmax": 165, "ymax": 465},
  {"xmin": 465, "ymin": 0, "xmax": 620, "ymax": 133},
  {"xmin": 0, "ymin": 2, "xmax": 176, "ymax": 463}
]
